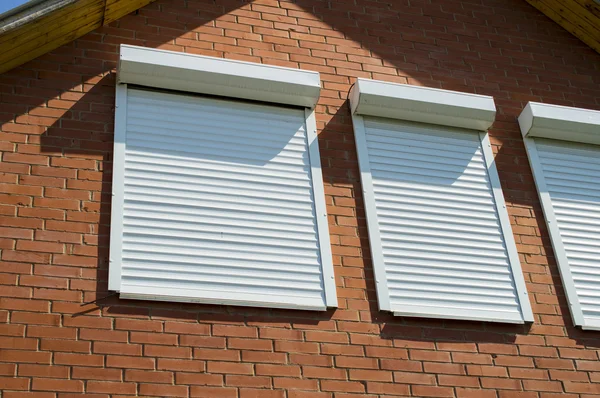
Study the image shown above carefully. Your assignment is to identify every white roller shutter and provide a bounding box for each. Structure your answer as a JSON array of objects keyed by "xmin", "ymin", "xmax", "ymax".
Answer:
[
  {"xmin": 354, "ymin": 117, "xmax": 533, "ymax": 323},
  {"xmin": 109, "ymin": 87, "xmax": 336, "ymax": 310},
  {"xmin": 525, "ymin": 138, "xmax": 600, "ymax": 329}
]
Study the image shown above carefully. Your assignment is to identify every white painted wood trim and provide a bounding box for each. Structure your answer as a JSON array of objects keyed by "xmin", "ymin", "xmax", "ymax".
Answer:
[
  {"xmin": 480, "ymin": 132, "xmax": 534, "ymax": 323},
  {"xmin": 523, "ymin": 138, "xmax": 585, "ymax": 327},
  {"xmin": 108, "ymin": 83, "xmax": 127, "ymax": 292},
  {"xmin": 351, "ymin": 114, "xmax": 391, "ymax": 311},
  {"xmin": 117, "ymin": 44, "xmax": 321, "ymax": 108},
  {"xmin": 305, "ymin": 108, "xmax": 338, "ymax": 308}
]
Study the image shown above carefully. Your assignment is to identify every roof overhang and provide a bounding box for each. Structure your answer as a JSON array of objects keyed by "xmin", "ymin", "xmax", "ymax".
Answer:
[
  {"xmin": 524, "ymin": 0, "xmax": 600, "ymax": 54},
  {"xmin": 0, "ymin": 0, "xmax": 157, "ymax": 75}
]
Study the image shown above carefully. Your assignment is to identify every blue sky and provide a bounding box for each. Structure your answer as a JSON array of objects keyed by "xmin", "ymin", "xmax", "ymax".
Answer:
[{"xmin": 0, "ymin": 0, "xmax": 31, "ymax": 15}]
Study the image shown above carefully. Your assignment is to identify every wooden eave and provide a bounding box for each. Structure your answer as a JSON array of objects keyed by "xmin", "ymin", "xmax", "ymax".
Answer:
[
  {"xmin": 525, "ymin": 0, "xmax": 600, "ymax": 53},
  {"xmin": 0, "ymin": 0, "xmax": 156, "ymax": 75}
]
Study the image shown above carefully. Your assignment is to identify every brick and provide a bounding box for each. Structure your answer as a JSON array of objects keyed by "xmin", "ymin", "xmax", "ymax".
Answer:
[
  {"xmin": 255, "ymin": 364, "xmax": 300, "ymax": 377},
  {"xmin": 0, "ymin": 336, "xmax": 37, "ymax": 350},
  {"xmin": 0, "ymin": 363, "xmax": 16, "ymax": 376},
  {"xmin": 27, "ymin": 326, "xmax": 76, "ymax": 339},
  {"xmin": 40, "ymin": 339, "xmax": 90, "ymax": 353},
  {"xmin": 559, "ymin": 348, "xmax": 598, "ymax": 360},
  {"xmin": 564, "ymin": 381, "xmax": 600, "ymax": 393},
  {"xmin": 0, "ymin": 298, "xmax": 49, "ymax": 312},
  {"xmin": 32, "ymin": 378, "xmax": 83, "ymax": 392},
  {"xmin": 259, "ymin": 328, "xmax": 303, "ymax": 341},
  {"xmin": 33, "ymin": 287, "xmax": 81, "ymax": 301},
  {"xmin": 0, "ymin": 376, "xmax": 29, "ymax": 390},
  {"xmin": 0, "ymin": 349, "xmax": 50, "ymax": 364},
  {"xmin": 550, "ymin": 370, "xmax": 589, "ymax": 382},
  {"xmin": 106, "ymin": 355, "xmax": 155, "ymax": 369},
  {"xmin": 365, "ymin": 346, "xmax": 408, "ymax": 359},
  {"xmin": 335, "ymin": 356, "xmax": 378, "ymax": 369},
  {"xmin": 289, "ymin": 353, "xmax": 333, "ymax": 367},
  {"xmin": 194, "ymin": 348, "xmax": 240, "ymax": 361},
  {"xmin": 0, "ymin": 227, "xmax": 33, "ymax": 239},
  {"xmin": 145, "ymin": 345, "xmax": 192, "ymax": 359},
  {"xmin": 480, "ymin": 377, "xmax": 522, "ymax": 390},
  {"xmin": 158, "ymin": 358, "xmax": 205, "ymax": 372},
  {"xmin": 576, "ymin": 360, "xmax": 600, "ymax": 371},
  {"xmin": 273, "ymin": 377, "xmax": 319, "ymax": 391},
  {"xmin": 33, "ymin": 197, "xmax": 80, "ymax": 210},
  {"xmin": 305, "ymin": 330, "xmax": 348, "ymax": 344},
  {"xmin": 241, "ymin": 351, "xmax": 285, "ymax": 363},
  {"xmin": 226, "ymin": 375, "xmax": 271, "ymax": 388},
  {"xmin": 367, "ymin": 381, "xmax": 410, "ymax": 395},
  {"xmin": 79, "ymin": 328, "xmax": 126, "ymax": 342},
  {"xmin": 130, "ymin": 331, "xmax": 177, "ymax": 345},
  {"xmin": 274, "ymin": 341, "xmax": 318, "ymax": 354},
  {"xmin": 456, "ymin": 388, "xmax": 498, "ymax": 398},
  {"xmin": 3, "ymin": 153, "xmax": 48, "ymax": 166},
  {"xmin": 536, "ymin": 358, "xmax": 575, "ymax": 370},
  {"xmin": 424, "ymin": 362, "xmax": 466, "ymax": 375},
  {"xmin": 349, "ymin": 369, "xmax": 393, "ymax": 382},
  {"xmin": 87, "ymin": 381, "xmax": 137, "ymax": 394},
  {"xmin": 93, "ymin": 341, "xmax": 142, "ymax": 356},
  {"xmin": 495, "ymin": 356, "xmax": 535, "ymax": 368},
  {"xmin": 412, "ymin": 385, "xmax": 454, "ymax": 397},
  {"xmin": 139, "ymin": 384, "xmax": 188, "ymax": 397},
  {"xmin": 183, "ymin": 336, "xmax": 226, "ymax": 348},
  {"xmin": 213, "ymin": 325, "xmax": 257, "ymax": 338},
  {"xmin": 410, "ymin": 350, "xmax": 451, "ymax": 362},
  {"xmin": 176, "ymin": 372, "xmax": 223, "ymax": 386},
  {"xmin": 164, "ymin": 322, "xmax": 209, "ymax": 335},
  {"xmin": 519, "ymin": 345, "xmax": 558, "ymax": 357},
  {"xmin": 287, "ymin": 392, "xmax": 331, "ymax": 398},
  {"xmin": 227, "ymin": 337, "xmax": 273, "ymax": 351},
  {"xmin": 190, "ymin": 386, "xmax": 237, "ymax": 398},
  {"xmin": 54, "ymin": 353, "xmax": 103, "ymax": 367},
  {"xmin": 72, "ymin": 367, "xmax": 122, "ymax": 381},
  {"xmin": 522, "ymin": 380, "xmax": 562, "ymax": 392},
  {"xmin": 17, "ymin": 276, "xmax": 69, "ymax": 289},
  {"xmin": 239, "ymin": 389, "xmax": 285, "ymax": 398},
  {"xmin": 303, "ymin": 366, "xmax": 346, "ymax": 380},
  {"xmin": 2, "ymin": 251, "xmax": 49, "ymax": 264},
  {"xmin": 510, "ymin": 367, "xmax": 549, "ymax": 380},
  {"xmin": 321, "ymin": 380, "xmax": 365, "ymax": 393},
  {"xmin": 438, "ymin": 375, "xmax": 480, "ymax": 388},
  {"xmin": 453, "ymin": 352, "xmax": 493, "ymax": 365}
]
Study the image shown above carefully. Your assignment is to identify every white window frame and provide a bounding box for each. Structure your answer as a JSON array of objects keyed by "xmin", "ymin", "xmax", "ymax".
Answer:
[
  {"xmin": 519, "ymin": 102, "xmax": 600, "ymax": 329},
  {"xmin": 350, "ymin": 78, "xmax": 534, "ymax": 323},
  {"xmin": 108, "ymin": 45, "xmax": 337, "ymax": 310}
]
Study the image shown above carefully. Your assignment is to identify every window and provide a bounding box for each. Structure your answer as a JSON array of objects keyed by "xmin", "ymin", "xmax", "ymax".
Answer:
[
  {"xmin": 109, "ymin": 45, "xmax": 337, "ymax": 310},
  {"xmin": 350, "ymin": 78, "xmax": 533, "ymax": 323},
  {"xmin": 519, "ymin": 102, "xmax": 600, "ymax": 330}
]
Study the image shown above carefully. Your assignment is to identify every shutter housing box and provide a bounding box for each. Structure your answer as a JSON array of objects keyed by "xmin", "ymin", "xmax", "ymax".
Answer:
[
  {"xmin": 117, "ymin": 44, "xmax": 321, "ymax": 108},
  {"xmin": 349, "ymin": 78, "xmax": 497, "ymax": 131}
]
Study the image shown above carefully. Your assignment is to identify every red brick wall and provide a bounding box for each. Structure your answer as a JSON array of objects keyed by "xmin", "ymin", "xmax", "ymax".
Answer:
[{"xmin": 1, "ymin": 0, "xmax": 600, "ymax": 396}]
